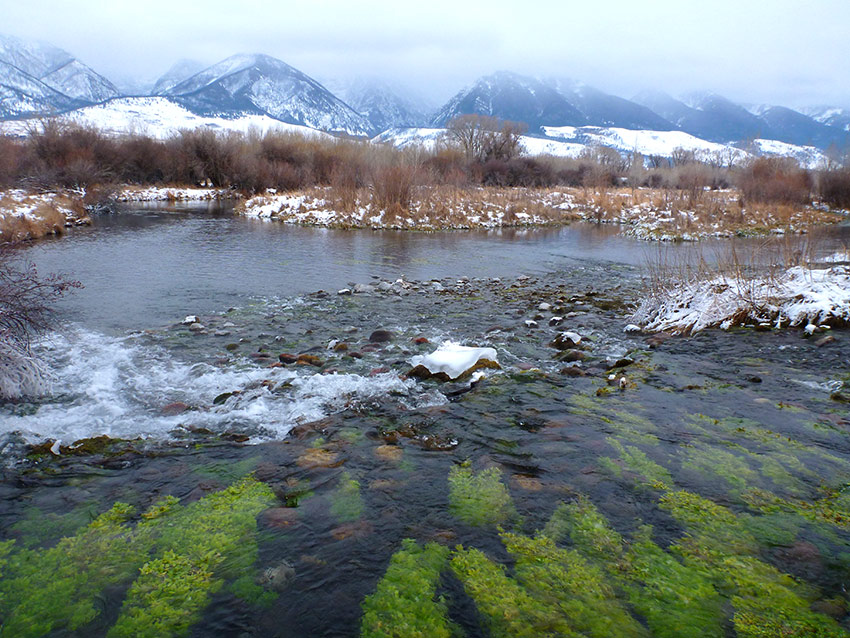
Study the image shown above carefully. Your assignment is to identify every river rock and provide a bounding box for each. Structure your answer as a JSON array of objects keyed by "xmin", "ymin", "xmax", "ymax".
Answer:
[
  {"xmin": 369, "ymin": 329, "xmax": 395, "ymax": 343},
  {"xmin": 162, "ymin": 402, "xmax": 191, "ymax": 416},
  {"xmin": 408, "ymin": 341, "xmax": 500, "ymax": 382},
  {"xmin": 260, "ymin": 561, "xmax": 296, "ymax": 592},
  {"xmin": 337, "ymin": 288, "xmax": 352, "ymax": 295},
  {"xmin": 377, "ymin": 281, "xmax": 393, "ymax": 291},
  {"xmin": 538, "ymin": 302, "xmax": 552, "ymax": 311},
  {"xmin": 296, "ymin": 354, "xmax": 323, "ymax": 366},
  {"xmin": 181, "ymin": 315, "xmax": 199, "ymax": 325},
  {"xmin": 188, "ymin": 322, "xmax": 205, "ymax": 332},
  {"xmin": 353, "ymin": 283, "xmax": 374, "ymax": 294},
  {"xmin": 549, "ymin": 316, "xmax": 564, "ymax": 326},
  {"xmin": 278, "ymin": 353, "xmax": 297, "ymax": 364},
  {"xmin": 550, "ymin": 331, "xmax": 582, "ymax": 350},
  {"xmin": 815, "ymin": 335, "xmax": 836, "ymax": 347}
]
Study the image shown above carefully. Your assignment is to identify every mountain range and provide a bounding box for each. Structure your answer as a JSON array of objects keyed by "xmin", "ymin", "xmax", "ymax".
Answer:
[{"xmin": 0, "ymin": 32, "xmax": 847, "ymax": 154}]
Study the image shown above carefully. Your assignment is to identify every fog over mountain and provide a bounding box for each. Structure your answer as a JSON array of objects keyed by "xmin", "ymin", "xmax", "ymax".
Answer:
[{"xmin": 2, "ymin": 0, "xmax": 848, "ymax": 110}]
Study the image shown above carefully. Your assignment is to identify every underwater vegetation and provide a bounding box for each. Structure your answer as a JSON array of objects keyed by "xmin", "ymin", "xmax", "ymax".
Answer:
[
  {"xmin": 0, "ymin": 477, "xmax": 275, "ymax": 638},
  {"xmin": 360, "ymin": 540, "xmax": 454, "ymax": 638},
  {"xmin": 447, "ymin": 463, "xmax": 517, "ymax": 527},
  {"xmin": 330, "ymin": 471, "xmax": 365, "ymax": 523}
]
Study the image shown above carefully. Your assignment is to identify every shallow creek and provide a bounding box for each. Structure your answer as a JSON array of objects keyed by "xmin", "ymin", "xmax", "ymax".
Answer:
[{"xmin": 0, "ymin": 203, "xmax": 849, "ymax": 637}]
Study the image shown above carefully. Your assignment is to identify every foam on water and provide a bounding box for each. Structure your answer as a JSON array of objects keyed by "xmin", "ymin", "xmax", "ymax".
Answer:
[{"xmin": 0, "ymin": 328, "xmax": 446, "ymax": 444}]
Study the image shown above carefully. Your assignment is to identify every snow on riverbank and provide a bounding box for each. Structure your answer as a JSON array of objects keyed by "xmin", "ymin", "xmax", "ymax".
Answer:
[
  {"xmin": 112, "ymin": 186, "xmax": 238, "ymax": 202},
  {"xmin": 237, "ymin": 189, "xmax": 571, "ymax": 229},
  {"xmin": 632, "ymin": 263, "xmax": 850, "ymax": 334},
  {"xmin": 0, "ymin": 189, "xmax": 89, "ymax": 241}
]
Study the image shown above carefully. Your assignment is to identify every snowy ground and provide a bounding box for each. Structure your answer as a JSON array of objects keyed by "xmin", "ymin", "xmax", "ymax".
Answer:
[
  {"xmin": 112, "ymin": 185, "xmax": 239, "ymax": 202},
  {"xmin": 0, "ymin": 189, "xmax": 89, "ymax": 241},
  {"xmin": 237, "ymin": 186, "xmax": 845, "ymax": 236},
  {"xmin": 0, "ymin": 97, "xmax": 331, "ymax": 140},
  {"xmin": 237, "ymin": 188, "xmax": 568, "ymax": 229},
  {"xmin": 375, "ymin": 126, "xmax": 831, "ymax": 170},
  {"xmin": 632, "ymin": 257, "xmax": 850, "ymax": 334}
]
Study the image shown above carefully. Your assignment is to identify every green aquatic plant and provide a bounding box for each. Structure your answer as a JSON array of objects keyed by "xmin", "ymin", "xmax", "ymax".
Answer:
[
  {"xmin": 450, "ymin": 547, "xmax": 578, "ymax": 638},
  {"xmin": 606, "ymin": 438, "xmax": 672, "ymax": 488},
  {"xmin": 659, "ymin": 489, "xmax": 759, "ymax": 561},
  {"xmin": 681, "ymin": 444, "xmax": 757, "ymax": 493},
  {"xmin": 624, "ymin": 526, "xmax": 724, "ymax": 638},
  {"xmin": 543, "ymin": 497, "xmax": 624, "ymax": 561},
  {"xmin": 544, "ymin": 498, "xmax": 723, "ymax": 638},
  {"xmin": 501, "ymin": 531, "xmax": 645, "ymax": 638},
  {"xmin": 724, "ymin": 555, "xmax": 847, "ymax": 638},
  {"xmin": 360, "ymin": 540, "xmax": 454, "ymax": 638},
  {"xmin": 9, "ymin": 502, "xmax": 100, "ymax": 548},
  {"xmin": 330, "ymin": 471, "xmax": 364, "ymax": 523},
  {"xmin": 741, "ymin": 486, "xmax": 850, "ymax": 530},
  {"xmin": 448, "ymin": 464, "xmax": 516, "ymax": 527},
  {"xmin": 0, "ymin": 502, "xmax": 145, "ymax": 637},
  {"xmin": 660, "ymin": 490, "xmax": 846, "ymax": 636},
  {"xmin": 109, "ymin": 476, "xmax": 275, "ymax": 638}
]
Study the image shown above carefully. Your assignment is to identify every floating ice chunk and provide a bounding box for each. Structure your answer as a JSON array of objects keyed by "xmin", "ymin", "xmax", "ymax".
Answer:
[
  {"xmin": 804, "ymin": 323, "xmax": 817, "ymax": 336},
  {"xmin": 409, "ymin": 341, "xmax": 499, "ymax": 381},
  {"xmin": 624, "ymin": 324, "xmax": 641, "ymax": 334}
]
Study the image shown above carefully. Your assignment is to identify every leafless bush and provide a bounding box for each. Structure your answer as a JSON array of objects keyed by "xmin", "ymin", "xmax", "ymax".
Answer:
[
  {"xmin": 0, "ymin": 246, "xmax": 81, "ymax": 399},
  {"xmin": 818, "ymin": 168, "xmax": 850, "ymax": 209},
  {"xmin": 737, "ymin": 157, "xmax": 812, "ymax": 205}
]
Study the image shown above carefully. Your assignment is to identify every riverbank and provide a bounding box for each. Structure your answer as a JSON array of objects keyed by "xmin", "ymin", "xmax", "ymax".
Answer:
[
  {"xmin": 2, "ymin": 184, "xmax": 845, "ymax": 242},
  {"xmin": 0, "ymin": 189, "xmax": 90, "ymax": 242},
  {"xmin": 239, "ymin": 185, "xmax": 847, "ymax": 238}
]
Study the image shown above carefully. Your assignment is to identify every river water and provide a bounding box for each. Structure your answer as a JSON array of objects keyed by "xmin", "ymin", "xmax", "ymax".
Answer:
[{"xmin": 1, "ymin": 203, "xmax": 849, "ymax": 637}]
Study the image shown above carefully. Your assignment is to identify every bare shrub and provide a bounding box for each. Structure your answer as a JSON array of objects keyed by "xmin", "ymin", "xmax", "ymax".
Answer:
[
  {"xmin": 738, "ymin": 157, "xmax": 812, "ymax": 205},
  {"xmin": 0, "ymin": 246, "xmax": 81, "ymax": 399},
  {"xmin": 819, "ymin": 169, "xmax": 850, "ymax": 209},
  {"xmin": 371, "ymin": 164, "xmax": 417, "ymax": 222}
]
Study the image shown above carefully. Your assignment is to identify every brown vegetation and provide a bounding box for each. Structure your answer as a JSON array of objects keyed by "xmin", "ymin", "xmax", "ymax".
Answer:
[{"xmin": 0, "ymin": 116, "xmax": 847, "ymax": 238}]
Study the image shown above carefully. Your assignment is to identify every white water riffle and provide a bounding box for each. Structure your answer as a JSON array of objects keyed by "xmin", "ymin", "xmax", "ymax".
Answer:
[{"xmin": 0, "ymin": 328, "xmax": 446, "ymax": 444}]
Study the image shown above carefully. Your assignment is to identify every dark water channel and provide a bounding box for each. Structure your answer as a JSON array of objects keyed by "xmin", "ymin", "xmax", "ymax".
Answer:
[{"xmin": 1, "ymin": 203, "xmax": 849, "ymax": 637}]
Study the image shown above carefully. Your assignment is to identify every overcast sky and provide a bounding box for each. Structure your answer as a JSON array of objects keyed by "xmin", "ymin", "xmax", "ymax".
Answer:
[{"xmin": 3, "ymin": 0, "xmax": 848, "ymax": 108}]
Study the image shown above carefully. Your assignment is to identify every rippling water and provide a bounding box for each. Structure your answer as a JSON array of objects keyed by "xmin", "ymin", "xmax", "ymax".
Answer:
[{"xmin": 1, "ymin": 203, "xmax": 849, "ymax": 637}]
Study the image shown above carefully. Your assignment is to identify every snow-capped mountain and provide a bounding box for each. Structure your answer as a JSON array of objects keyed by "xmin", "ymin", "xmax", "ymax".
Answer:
[
  {"xmin": 163, "ymin": 53, "xmax": 372, "ymax": 136},
  {"xmin": 152, "ymin": 59, "xmax": 207, "ymax": 96},
  {"xmin": 375, "ymin": 125, "xmax": 830, "ymax": 169},
  {"xmin": 802, "ymin": 106, "xmax": 850, "ymax": 133},
  {"xmin": 635, "ymin": 91, "xmax": 769, "ymax": 143},
  {"xmin": 332, "ymin": 76, "xmax": 430, "ymax": 132},
  {"xmin": 0, "ymin": 97, "xmax": 331, "ymax": 140},
  {"xmin": 0, "ymin": 61, "xmax": 79, "ymax": 118},
  {"xmin": 431, "ymin": 71, "xmax": 587, "ymax": 132},
  {"xmin": 748, "ymin": 104, "xmax": 847, "ymax": 150},
  {"xmin": 547, "ymin": 78, "xmax": 675, "ymax": 131},
  {"xmin": 0, "ymin": 33, "xmax": 118, "ymax": 116}
]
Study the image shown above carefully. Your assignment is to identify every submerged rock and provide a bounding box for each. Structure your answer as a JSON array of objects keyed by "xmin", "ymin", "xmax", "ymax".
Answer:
[
  {"xmin": 260, "ymin": 561, "xmax": 296, "ymax": 592},
  {"xmin": 369, "ymin": 329, "xmax": 395, "ymax": 343},
  {"xmin": 408, "ymin": 341, "xmax": 500, "ymax": 382}
]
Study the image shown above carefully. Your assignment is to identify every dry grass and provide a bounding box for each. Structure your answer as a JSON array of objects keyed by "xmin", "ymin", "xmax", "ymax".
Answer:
[
  {"xmin": 241, "ymin": 184, "xmax": 843, "ymax": 236},
  {"xmin": 0, "ymin": 191, "xmax": 88, "ymax": 243}
]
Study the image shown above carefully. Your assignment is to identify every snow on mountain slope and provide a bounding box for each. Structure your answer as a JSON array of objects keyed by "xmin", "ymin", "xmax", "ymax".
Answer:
[
  {"xmin": 547, "ymin": 78, "xmax": 675, "ymax": 130},
  {"xmin": 0, "ymin": 97, "xmax": 331, "ymax": 139},
  {"xmin": 0, "ymin": 32, "xmax": 118, "ymax": 116},
  {"xmin": 748, "ymin": 139, "xmax": 829, "ymax": 169},
  {"xmin": 40, "ymin": 59, "xmax": 118, "ymax": 103},
  {"xmin": 0, "ymin": 61, "xmax": 79, "ymax": 118},
  {"xmin": 802, "ymin": 106, "xmax": 850, "ymax": 132},
  {"xmin": 432, "ymin": 71, "xmax": 587, "ymax": 132},
  {"xmin": 164, "ymin": 53, "xmax": 372, "ymax": 136},
  {"xmin": 336, "ymin": 77, "xmax": 430, "ymax": 132},
  {"xmin": 152, "ymin": 59, "xmax": 207, "ymax": 95},
  {"xmin": 375, "ymin": 125, "xmax": 829, "ymax": 168},
  {"xmin": 543, "ymin": 125, "xmax": 747, "ymax": 162}
]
